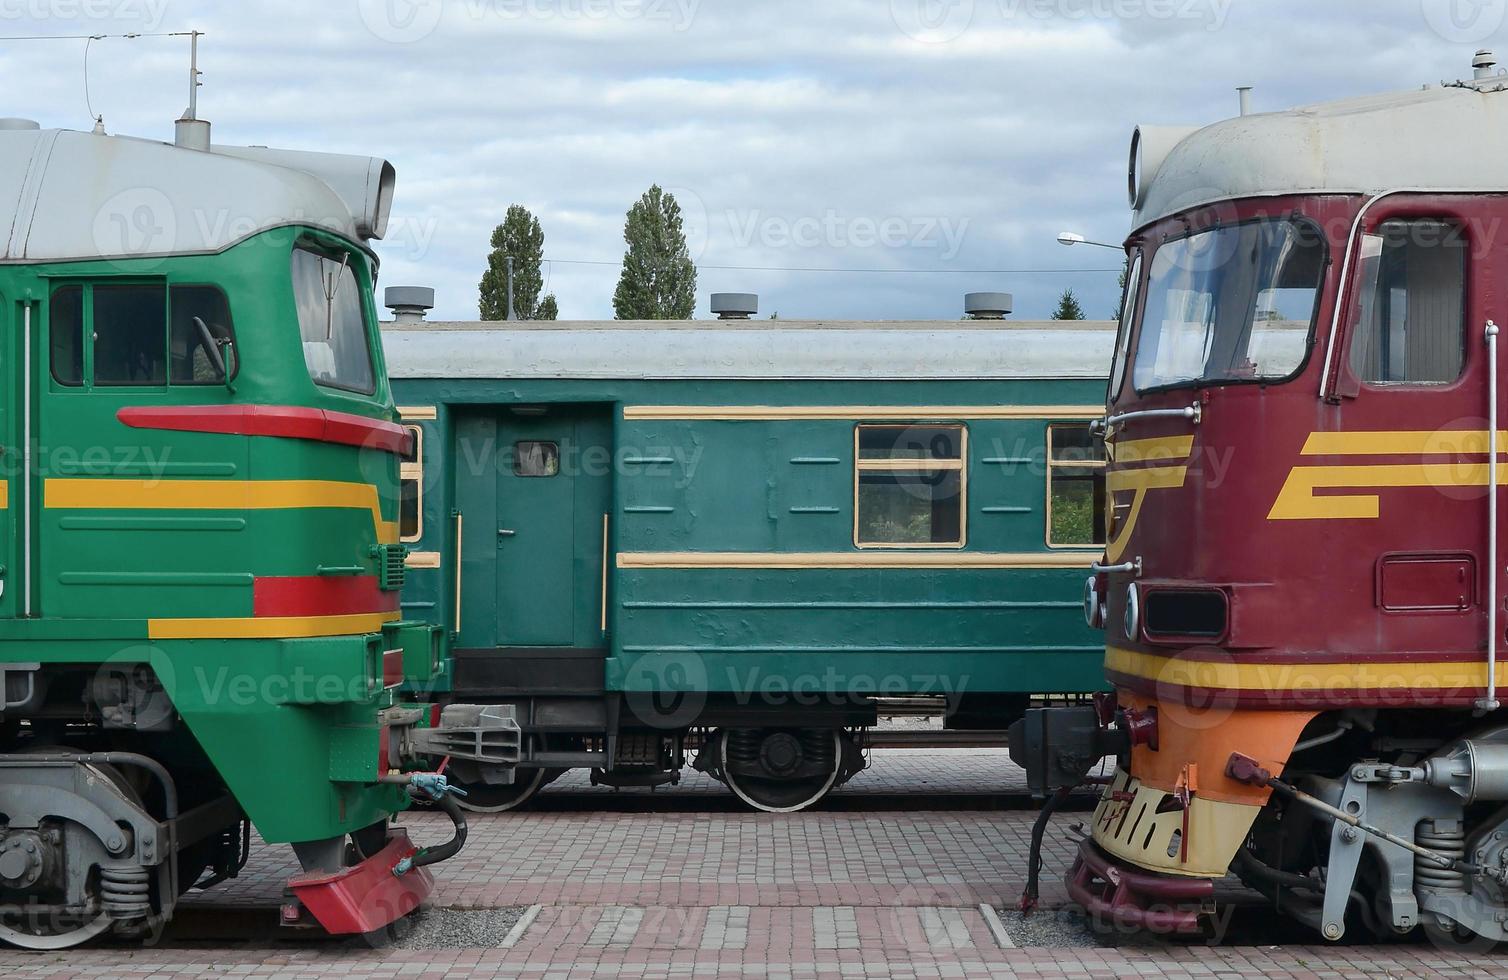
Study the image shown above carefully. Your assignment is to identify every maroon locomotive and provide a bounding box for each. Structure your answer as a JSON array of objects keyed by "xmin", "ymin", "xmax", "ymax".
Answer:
[{"xmin": 1015, "ymin": 50, "xmax": 1508, "ymax": 944}]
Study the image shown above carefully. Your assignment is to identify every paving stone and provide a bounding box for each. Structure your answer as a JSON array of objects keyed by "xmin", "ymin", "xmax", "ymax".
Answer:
[{"xmin": 1, "ymin": 752, "xmax": 1502, "ymax": 976}]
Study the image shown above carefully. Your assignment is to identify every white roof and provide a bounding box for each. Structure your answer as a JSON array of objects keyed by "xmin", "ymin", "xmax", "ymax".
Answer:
[
  {"xmin": 1136, "ymin": 80, "xmax": 1508, "ymax": 232},
  {"xmin": 381, "ymin": 320, "xmax": 1116, "ymax": 381},
  {"xmin": 0, "ymin": 126, "xmax": 391, "ymax": 263}
]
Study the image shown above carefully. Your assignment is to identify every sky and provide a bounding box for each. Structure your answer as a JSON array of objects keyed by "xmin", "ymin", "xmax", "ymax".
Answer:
[{"xmin": 1, "ymin": 0, "xmax": 1502, "ymax": 321}]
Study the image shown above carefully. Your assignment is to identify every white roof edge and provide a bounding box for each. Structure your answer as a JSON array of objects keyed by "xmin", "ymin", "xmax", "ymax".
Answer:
[
  {"xmin": 381, "ymin": 321, "xmax": 1116, "ymax": 381},
  {"xmin": 1133, "ymin": 82, "xmax": 1508, "ymax": 232}
]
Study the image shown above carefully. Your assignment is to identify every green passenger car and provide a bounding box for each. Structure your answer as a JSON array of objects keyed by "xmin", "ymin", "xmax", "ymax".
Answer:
[{"xmin": 385, "ymin": 312, "xmax": 1114, "ymax": 811}]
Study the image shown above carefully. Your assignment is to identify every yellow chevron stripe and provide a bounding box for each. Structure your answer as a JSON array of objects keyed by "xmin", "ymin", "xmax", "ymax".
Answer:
[
  {"xmin": 1301, "ymin": 429, "xmax": 1507, "ymax": 456},
  {"xmin": 1111, "ymin": 435, "xmax": 1194, "ymax": 465}
]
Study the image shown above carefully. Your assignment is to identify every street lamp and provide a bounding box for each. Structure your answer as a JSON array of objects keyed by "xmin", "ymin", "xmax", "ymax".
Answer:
[{"xmin": 1057, "ymin": 231, "xmax": 1122, "ymax": 250}]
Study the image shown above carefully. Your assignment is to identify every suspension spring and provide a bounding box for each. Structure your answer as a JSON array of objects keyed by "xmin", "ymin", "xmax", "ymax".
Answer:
[
  {"xmin": 725, "ymin": 729, "xmax": 762, "ymax": 768},
  {"xmin": 99, "ymin": 866, "xmax": 151, "ymax": 919},
  {"xmin": 1415, "ymin": 821, "xmax": 1467, "ymax": 893},
  {"xmin": 798, "ymin": 729, "xmax": 837, "ymax": 768}
]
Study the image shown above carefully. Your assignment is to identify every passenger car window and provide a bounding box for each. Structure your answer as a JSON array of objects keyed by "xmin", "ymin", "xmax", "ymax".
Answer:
[
  {"xmin": 400, "ymin": 425, "xmax": 423, "ymax": 542},
  {"xmin": 170, "ymin": 286, "xmax": 237, "ymax": 384},
  {"xmin": 1347, "ymin": 220, "xmax": 1466, "ymax": 385},
  {"xmin": 291, "ymin": 247, "xmax": 375, "ymax": 394},
  {"xmin": 1047, "ymin": 425, "xmax": 1107, "ymax": 547},
  {"xmin": 514, "ymin": 441, "xmax": 560, "ymax": 477},
  {"xmin": 94, "ymin": 284, "xmax": 166, "ymax": 385},
  {"xmin": 50, "ymin": 286, "xmax": 84, "ymax": 386},
  {"xmin": 855, "ymin": 425, "xmax": 966, "ymax": 548}
]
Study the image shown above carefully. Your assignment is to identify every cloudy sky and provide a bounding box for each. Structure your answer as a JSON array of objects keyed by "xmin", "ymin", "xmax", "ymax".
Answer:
[{"xmin": 1, "ymin": 0, "xmax": 1500, "ymax": 320}]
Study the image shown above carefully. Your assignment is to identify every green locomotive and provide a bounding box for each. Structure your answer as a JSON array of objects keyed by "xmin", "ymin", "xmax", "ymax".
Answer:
[
  {"xmin": 384, "ymin": 302, "xmax": 1113, "ymax": 812},
  {"xmin": 0, "ymin": 116, "xmax": 512, "ymax": 948}
]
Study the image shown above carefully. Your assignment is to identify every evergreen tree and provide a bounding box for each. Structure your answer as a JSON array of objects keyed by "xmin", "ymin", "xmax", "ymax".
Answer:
[
  {"xmin": 479, "ymin": 205, "xmax": 558, "ymax": 320},
  {"xmin": 612, "ymin": 185, "xmax": 697, "ymax": 319},
  {"xmin": 1052, "ymin": 287, "xmax": 1086, "ymax": 321}
]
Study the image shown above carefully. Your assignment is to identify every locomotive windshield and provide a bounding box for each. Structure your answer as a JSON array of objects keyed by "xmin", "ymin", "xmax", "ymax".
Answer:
[
  {"xmin": 291, "ymin": 245, "xmax": 377, "ymax": 394},
  {"xmin": 1132, "ymin": 219, "xmax": 1325, "ymax": 392}
]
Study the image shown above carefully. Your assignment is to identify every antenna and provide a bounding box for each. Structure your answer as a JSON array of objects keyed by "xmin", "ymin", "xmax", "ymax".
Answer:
[{"xmin": 185, "ymin": 30, "xmax": 202, "ymax": 121}]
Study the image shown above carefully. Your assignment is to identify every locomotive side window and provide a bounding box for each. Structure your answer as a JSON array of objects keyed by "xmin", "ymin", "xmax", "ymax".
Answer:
[
  {"xmin": 854, "ymin": 424, "xmax": 966, "ymax": 548},
  {"xmin": 94, "ymin": 284, "xmax": 167, "ymax": 385},
  {"xmin": 1347, "ymin": 220, "xmax": 1466, "ymax": 385},
  {"xmin": 291, "ymin": 246, "xmax": 376, "ymax": 395},
  {"xmin": 49, "ymin": 286, "xmax": 84, "ymax": 386},
  {"xmin": 400, "ymin": 425, "xmax": 423, "ymax": 542},
  {"xmin": 1134, "ymin": 219, "xmax": 1325, "ymax": 391},
  {"xmin": 1047, "ymin": 424, "xmax": 1107, "ymax": 547},
  {"xmin": 169, "ymin": 286, "xmax": 237, "ymax": 384}
]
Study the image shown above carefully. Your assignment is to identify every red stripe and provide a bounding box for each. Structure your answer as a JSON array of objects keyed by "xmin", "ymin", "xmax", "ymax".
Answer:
[
  {"xmin": 117, "ymin": 405, "xmax": 413, "ymax": 456},
  {"xmin": 253, "ymin": 575, "xmax": 399, "ymax": 618}
]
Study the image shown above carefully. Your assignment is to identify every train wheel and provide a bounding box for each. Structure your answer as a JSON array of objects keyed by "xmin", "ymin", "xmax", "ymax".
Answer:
[
  {"xmin": 720, "ymin": 728, "xmax": 845, "ymax": 813},
  {"xmin": 453, "ymin": 766, "xmax": 550, "ymax": 814},
  {"xmin": 0, "ymin": 758, "xmax": 149, "ymax": 950}
]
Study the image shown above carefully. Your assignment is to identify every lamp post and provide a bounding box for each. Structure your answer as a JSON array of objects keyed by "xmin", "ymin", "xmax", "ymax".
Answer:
[{"xmin": 1057, "ymin": 231, "xmax": 1122, "ymax": 250}]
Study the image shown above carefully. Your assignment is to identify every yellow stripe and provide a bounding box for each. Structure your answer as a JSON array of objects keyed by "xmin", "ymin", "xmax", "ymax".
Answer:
[
  {"xmin": 1268, "ymin": 462, "xmax": 1499, "ymax": 520},
  {"xmin": 45, "ymin": 479, "xmax": 398, "ymax": 543},
  {"xmin": 147, "ymin": 611, "xmax": 400, "ymax": 640},
  {"xmin": 1106, "ymin": 645, "xmax": 1499, "ymax": 692},
  {"xmin": 1301, "ymin": 430, "xmax": 1506, "ymax": 456},
  {"xmin": 1112, "ymin": 435, "xmax": 1194, "ymax": 465},
  {"xmin": 623, "ymin": 405, "xmax": 1105, "ymax": 422},
  {"xmin": 617, "ymin": 551, "xmax": 1095, "ymax": 570},
  {"xmin": 0, "ymin": 481, "xmax": 8, "ymax": 509},
  {"xmin": 397, "ymin": 405, "xmax": 438, "ymax": 421}
]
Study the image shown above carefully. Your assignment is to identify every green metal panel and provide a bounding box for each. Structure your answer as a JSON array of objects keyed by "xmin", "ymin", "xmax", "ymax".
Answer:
[
  {"xmin": 393, "ymin": 374, "xmax": 1111, "ymax": 702},
  {"xmin": 0, "ymin": 228, "xmax": 417, "ymax": 847},
  {"xmin": 454, "ymin": 405, "xmax": 611, "ymax": 648}
]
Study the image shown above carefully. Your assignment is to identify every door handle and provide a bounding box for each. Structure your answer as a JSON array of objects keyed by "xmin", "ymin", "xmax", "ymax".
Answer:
[{"xmin": 497, "ymin": 529, "xmax": 516, "ymax": 538}]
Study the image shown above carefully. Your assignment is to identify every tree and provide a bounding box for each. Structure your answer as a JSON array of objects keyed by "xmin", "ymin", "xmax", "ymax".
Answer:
[
  {"xmin": 612, "ymin": 185, "xmax": 697, "ymax": 320},
  {"xmin": 479, "ymin": 204, "xmax": 558, "ymax": 320},
  {"xmin": 1052, "ymin": 287, "xmax": 1086, "ymax": 321}
]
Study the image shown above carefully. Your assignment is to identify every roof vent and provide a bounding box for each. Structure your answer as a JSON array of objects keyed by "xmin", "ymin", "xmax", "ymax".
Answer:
[
  {"xmin": 385, "ymin": 286, "xmax": 435, "ymax": 324},
  {"xmin": 0, "ymin": 118, "xmax": 41, "ymax": 131},
  {"xmin": 964, "ymin": 292, "xmax": 1013, "ymax": 320},
  {"xmin": 1476, "ymin": 49, "xmax": 1498, "ymax": 80},
  {"xmin": 711, "ymin": 292, "xmax": 758, "ymax": 320}
]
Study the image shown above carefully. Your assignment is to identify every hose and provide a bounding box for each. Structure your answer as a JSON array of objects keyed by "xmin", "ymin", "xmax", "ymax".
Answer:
[
  {"xmin": 402, "ymin": 792, "xmax": 468, "ymax": 872},
  {"xmin": 1019, "ymin": 786, "xmax": 1071, "ymax": 913}
]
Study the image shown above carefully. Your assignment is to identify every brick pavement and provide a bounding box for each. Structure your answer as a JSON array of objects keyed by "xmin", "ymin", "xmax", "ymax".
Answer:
[{"xmin": 0, "ymin": 750, "xmax": 1503, "ymax": 977}]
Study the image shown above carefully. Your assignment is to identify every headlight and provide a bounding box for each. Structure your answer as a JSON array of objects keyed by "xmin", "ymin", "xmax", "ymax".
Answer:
[
  {"xmin": 1083, "ymin": 575, "xmax": 1106, "ymax": 630},
  {"xmin": 1123, "ymin": 582, "xmax": 1141, "ymax": 640}
]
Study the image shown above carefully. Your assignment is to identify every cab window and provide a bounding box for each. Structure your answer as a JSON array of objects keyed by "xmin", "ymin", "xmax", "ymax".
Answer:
[
  {"xmin": 94, "ymin": 284, "xmax": 166, "ymax": 385},
  {"xmin": 291, "ymin": 246, "xmax": 375, "ymax": 394},
  {"xmin": 1347, "ymin": 220, "xmax": 1466, "ymax": 385},
  {"xmin": 49, "ymin": 286, "xmax": 84, "ymax": 385},
  {"xmin": 49, "ymin": 283, "xmax": 236, "ymax": 388},
  {"xmin": 170, "ymin": 287, "xmax": 237, "ymax": 384}
]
